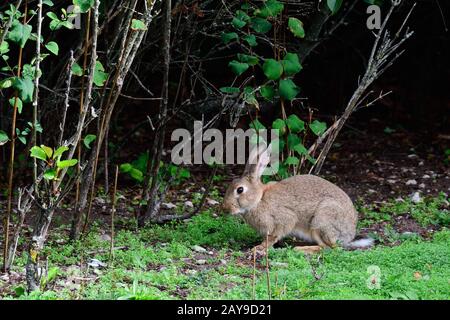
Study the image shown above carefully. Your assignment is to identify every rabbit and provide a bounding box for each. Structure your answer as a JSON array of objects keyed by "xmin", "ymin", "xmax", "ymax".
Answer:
[{"xmin": 222, "ymin": 144, "xmax": 373, "ymax": 254}]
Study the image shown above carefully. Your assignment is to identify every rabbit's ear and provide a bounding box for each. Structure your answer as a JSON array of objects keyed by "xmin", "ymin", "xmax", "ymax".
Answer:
[{"xmin": 244, "ymin": 143, "xmax": 271, "ymax": 180}]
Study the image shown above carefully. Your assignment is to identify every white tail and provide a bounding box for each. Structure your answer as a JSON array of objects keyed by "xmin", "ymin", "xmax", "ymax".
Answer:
[{"xmin": 348, "ymin": 238, "xmax": 374, "ymax": 248}]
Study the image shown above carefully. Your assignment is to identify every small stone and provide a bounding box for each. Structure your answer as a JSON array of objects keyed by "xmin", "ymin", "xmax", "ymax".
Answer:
[
  {"xmin": 196, "ymin": 259, "xmax": 207, "ymax": 265},
  {"xmin": 411, "ymin": 192, "xmax": 421, "ymax": 204},
  {"xmin": 184, "ymin": 201, "xmax": 194, "ymax": 208},
  {"xmin": 206, "ymin": 198, "xmax": 220, "ymax": 206},
  {"xmin": 368, "ymin": 189, "xmax": 376, "ymax": 194},
  {"xmin": 207, "ymin": 251, "xmax": 214, "ymax": 255},
  {"xmin": 405, "ymin": 179, "xmax": 417, "ymax": 185},
  {"xmin": 407, "ymin": 154, "xmax": 418, "ymax": 159},
  {"xmin": 220, "ymin": 259, "xmax": 227, "ymax": 265},
  {"xmin": 100, "ymin": 234, "xmax": 111, "ymax": 241},
  {"xmin": 192, "ymin": 245, "xmax": 207, "ymax": 253},
  {"xmin": 422, "ymin": 174, "xmax": 430, "ymax": 179},
  {"xmin": 419, "ymin": 183, "xmax": 426, "ymax": 189},
  {"xmin": 418, "ymin": 161, "xmax": 424, "ymax": 166},
  {"xmin": 95, "ymin": 197, "xmax": 106, "ymax": 204},
  {"xmin": 387, "ymin": 179, "xmax": 397, "ymax": 184},
  {"xmin": 162, "ymin": 202, "xmax": 177, "ymax": 209},
  {"xmin": 88, "ymin": 258, "xmax": 107, "ymax": 269}
]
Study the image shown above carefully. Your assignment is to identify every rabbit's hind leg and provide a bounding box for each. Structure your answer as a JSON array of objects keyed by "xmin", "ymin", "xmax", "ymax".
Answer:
[
  {"xmin": 293, "ymin": 245, "xmax": 322, "ymax": 254},
  {"xmin": 293, "ymin": 229, "xmax": 333, "ymax": 254},
  {"xmin": 310, "ymin": 203, "xmax": 342, "ymax": 248}
]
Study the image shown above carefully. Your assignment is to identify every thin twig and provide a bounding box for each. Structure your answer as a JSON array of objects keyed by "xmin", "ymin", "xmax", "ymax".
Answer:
[{"xmin": 109, "ymin": 166, "xmax": 119, "ymax": 261}]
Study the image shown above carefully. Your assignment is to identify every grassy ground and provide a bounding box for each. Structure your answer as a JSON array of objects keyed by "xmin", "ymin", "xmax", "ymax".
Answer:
[{"xmin": 1, "ymin": 194, "xmax": 449, "ymax": 300}]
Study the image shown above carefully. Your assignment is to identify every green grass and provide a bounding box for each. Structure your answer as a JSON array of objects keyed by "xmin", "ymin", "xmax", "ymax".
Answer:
[
  {"xmin": 3, "ymin": 198, "xmax": 450, "ymax": 300},
  {"xmin": 357, "ymin": 192, "xmax": 449, "ymax": 228}
]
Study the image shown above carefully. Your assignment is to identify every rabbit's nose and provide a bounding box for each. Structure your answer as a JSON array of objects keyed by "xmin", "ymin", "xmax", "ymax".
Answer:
[{"xmin": 221, "ymin": 202, "xmax": 231, "ymax": 214}]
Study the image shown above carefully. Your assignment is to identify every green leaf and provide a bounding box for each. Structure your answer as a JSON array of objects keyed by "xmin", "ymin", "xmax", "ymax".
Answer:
[
  {"xmin": 232, "ymin": 17, "xmax": 246, "ymax": 29},
  {"xmin": 30, "ymin": 146, "xmax": 47, "ymax": 161},
  {"xmin": 129, "ymin": 168, "xmax": 144, "ymax": 182},
  {"xmin": 327, "ymin": 0, "xmax": 343, "ymax": 14},
  {"xmin": 94, "ymin": 61, "xmax": 108, "ymax": 86},
  {"xmin": 43, "ymin": 0, "xmax": 55, "ymax": 6},
  {"xmin": 237, "ymin": 53, "xmax": 259, "ymax": 66},
  {"xmin": 243, "ymin": 34, "xmax": 257, "ymax": 47},
  {"xmin": 293, "ymin": 143, "xmax": 315, "ymax": 163},
  {"xmin": 0, "ymin": 130, "xmax": 9, "ymax": 146},
  {"xmin": 131, "ymin": 19, "xmax": 147, "ymax": 31},
  {"xmin": 286, "ymin": 114, "xmax": 305, "ymax": 133},
  {"xmin": 120, "ymin": 163, "xmax": 133, "ymax": 173},
  {"xmin": 53, "ymin": 146, "xmax": 68, "ymax": 159},
  {"xmin": 284, "ymin": 156, "xmax": 299, "ymax": 166},
  {"xmin": 272, "ymin": 119, "xmax": 286, "ymax": 135},
  {"xmin": 287, "ymin": 133, "xmax": 301, "ymax": 149},
  {"xmin": 0, "ymin": 77, "xmax": 14, "ymax": 89},
  {"xmin": 293, "ymin": 143, "xmax": 308, "ymax": 155},
  {"xmin": 220, "ymin": 87, "xmax": 240, "ymax": 94},
  {"xmin": 260, "ymin": 85, "xmax": 275, "ymax": 101},
  {"xmin": 262, "ymin": 59, "xmax": 283, "ymax": 80},
  {"xmin": 57, "ymin": 159, "xmax": 78, "ymax": 169},
  {"xmin": 18, "ymin": 135, "xmax": 27, "ymax": 145},
  {"xmin": 221, "ymin": 32, "xmax": 238, "ymax": 44},
  {"xmin": 250, "ymin": 17, "xmax": 272, "ymax": 33},
  {"xmin": 73, "ymin": 0, "xmax": 95, "ymax": 13},
  {"xmin": 40, "ymin": 145, "xmax": 53, "ymax": 159},
  {"xmin": 288, "ymin": 17, "xmax": 305, "ymax": 38},
  {"xmin": 13, "ymin": 77, "xmax": 34, "ymax": 103},
  {"xmin": 249, "ymin": 119, "xmax": 265, "ymax": 131},
  {"xmin": 282, "ymin": 52, "xmax": 302, "ymax": 76},
  {"xmin": 310, "ymin": 120, "xmax": 327, "ymax": 136},
  {"xmin": 0, "ymin": 41, "xmax": 9, "ymax": 55},
  {"xmin": 46, "ymin": 12, "xmax": 59, "ymax": 20},
  {"xmin": 179, "ymin": 168, "xmax": 191, "ymax": 179},
  {"xmin": 45, "ymin": 266, "xmax": 60, "ymax": 283},
  {"xmin": 7, "ymin": 20, "xmax": 32, "ymax": 48},
  {"xmin": 45, "ymin": 41, "xmax": 59, "ymax": 55},
  {"xmin": 228, "ymin": 60, "xmax": 249, "ymax": 76},
  {"xmin": 71, "ymin": 62, "xmax": 83, "ymax": 76},
  {"xmin": 61, "ymin": 20, "xmax": 75, "ymax": 29},
  {"xmin": 232, "ymin": 10, "xmax": 250, "ymax": 29},
  {"xmin": 83, "ymin": 134, "xmax": 96, "ymax": 149},
  {"xmin": 22, "ymin": 64, "xmax": 37, "ymax": 80},
  {"xmin": 9, "ymin": 97, "xmax": 23, "ymax": 114},
  {"xmin": 43, "ymin": 168, "xmax": 57, "ymax": 180},
  {"xmin": 279, "ymin": 79, "xmax": 299, "ymax": 100},
  {"xmin": 254, "ymin": 0, "xmax": 284, "ymax": 18},
  {"xmin": 49, "ymin": 19, "xmax": 62, "ymax": 31}
]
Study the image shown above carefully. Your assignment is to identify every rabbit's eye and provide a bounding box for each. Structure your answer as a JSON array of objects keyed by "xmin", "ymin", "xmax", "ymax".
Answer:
[{"xmin": 237, "ymin": 186, "xmax": 244, "ymax": 194}]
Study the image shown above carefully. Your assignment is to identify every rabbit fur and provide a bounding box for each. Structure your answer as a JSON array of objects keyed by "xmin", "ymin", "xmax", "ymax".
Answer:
[{"xmin": 222, "ymin": 144, "xmax": 372, "ymax": 252}]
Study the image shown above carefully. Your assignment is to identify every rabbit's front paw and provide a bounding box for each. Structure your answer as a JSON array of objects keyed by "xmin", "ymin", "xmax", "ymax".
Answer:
[{"xmin": 248, "ymin": 244, "xmax": 267, "ymax": 259}]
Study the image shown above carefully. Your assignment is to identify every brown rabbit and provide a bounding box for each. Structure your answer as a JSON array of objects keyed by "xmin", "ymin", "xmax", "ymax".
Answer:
[{"xmin": 222, "ymin": 144, "xmax": 373, "ymax": 254}]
